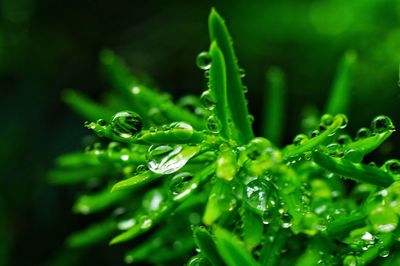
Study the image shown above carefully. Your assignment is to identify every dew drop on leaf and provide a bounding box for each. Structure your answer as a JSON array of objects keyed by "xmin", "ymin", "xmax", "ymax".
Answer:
[
  {"xmin": 168, "ymin": 171, "xmax": 194, "ymax": 200},
  {"xmin": 337, "ymin": 134, "xmax": 352, "ymax": 145},
  {"xmin": 147, "ymin": 145, "xmax": 199, "ymax": 175},
  {"xmin": 383, "ymin": 159, "xmax": 400, "ymax": 176},
  {"xmin": 244, "ymin": 179, "xmax": 275, "ymax": 215},
  {"xmin": 111, "ymin": 111, "xmax": 143, "ymax": 139},
  {"xmin": 200, "ymin": 90, "xmax": 216, "ymax": 109},
  {"xmin": 310, "ymin": 129, "xmax": 320, "ymax": 138},
  {"xmin": 371, "ymin": 115, "xmax": 394, "ymax": 134},
  {"xmin": 355, "ymin": 127, "xmax": 371, "ymax": 140},
  {"xmin": 142, "ymin": 189, "xmax": 165, "ymax": 213},
  {"xmin": 319, "ymin": 114, "xmax": 334, "ymax": 129},
  {"xmin": 281, "ymin": 212, "xmax": 292, "ymax": 228},
  {"xmin": 293, "ymin": 134, "xmax": 308, "ymax": 145},
  {"xmin": 196, "ymin": 51, "xmax": 211, "ymax": 70},
  {"xmin": 206, "ymin": 115, "xmax": 221, "ymax": 134},
  {"xmin": 96, "ymin": 118, "xmax": 107, "ymax": 126},
  {"xmin": 169, "ymin": 122, "xmax": 194, "ymax": 141},
  {"xmin": 239, "ymin": 68, "xmax": 246, "ymax": 78},
  {"xmin": 368, "ymin": 205, "xmax": 398, "ymax": 233}
]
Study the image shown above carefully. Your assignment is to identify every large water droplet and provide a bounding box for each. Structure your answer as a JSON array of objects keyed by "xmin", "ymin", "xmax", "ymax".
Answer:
[
  {"xmin": 169, "ymin": 171, "xmax": 195, "ymax": 200},
  {"xmin": 147, "ymin": 145, "xmax": 199, "ymax": 175},
  {"xmin": 337, "ymin": 134, "xmax": 352, "ymax": 145},
  {"xmin": 368, "ymin": 205, "xmax": 398, "ymax": 233},
  {"xmin": 196, "ymin": 51, "xmax": 211, "ymax": 70},
  {"xmin": 246, "ymin": 137, "xmax": 273, "ymax": 160},
  {"xmin": 244, "ymin": 179, "xmax": 275, "ymax": 215},
  {"xmin": 371, "ymin": 115, "xmax": 394, "ymax": 134},
  {"xmin": 169, "ymin": 122, "xmax": 194, "ymax": 141},
  {"xmin": 320, "ymin": 114, "xmax": 334, "ymax": 130},
  {"xmin": 111, "ymin": 111, "xmax": 142, "ymax": 139}
]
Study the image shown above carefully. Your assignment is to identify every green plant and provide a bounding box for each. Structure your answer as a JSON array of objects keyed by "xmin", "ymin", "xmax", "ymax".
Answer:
[{"xmin": 51, "ymin": 8, "xmax": 400, "ymax": 266}]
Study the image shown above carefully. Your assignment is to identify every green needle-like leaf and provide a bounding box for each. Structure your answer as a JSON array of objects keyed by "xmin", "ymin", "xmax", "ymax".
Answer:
[
  {"xmin": 67, "ymin": 219, "xmax": 117, "ymax": 248},
  {"xmin": 63, "ymin": 89, "xmax": 115, "ymax": 121},
  {"xmin": 111, "ymin": 171, "xmax": 162, "ymax": 192},
  {"xmin": 240, "ymin": 209, "xmax": 263, "ymax": 251},
  {"xmin": 213, "ymin": 226, "xmax": 260, "ymax": 266},
  {"xmin": 193, "ymin": 227, "xmax": 225, "ymax": 266},
  {"xmin": 262, "ymin": 67, "xmax": 286, "ymax": 146},
  {"xmin": 48, "ymin": 166, "xmax": 109, "ymax": 185},
  {"xmin": 325, "ymin": 51, "xmax": 357, "ymax": 115},
  {"xmin": 73, "ymin": 188, "xmax": 129, "ymax": 214},
  {"xmin": 209, "ymin": 8, "xmax": 254, "ymax": 144},
  {"xmin": 313, "ymin": 152, "xmax": 394, "ymax": 187},
  {"xmin": 209, "ymin": 41, "xmax": 231, "ymax": 139}
]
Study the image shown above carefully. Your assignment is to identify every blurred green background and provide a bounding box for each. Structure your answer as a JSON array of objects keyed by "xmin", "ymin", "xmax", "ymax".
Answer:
[{"xmin": 1, "ymin": 0, "xmax": 400, "ymax": 265}]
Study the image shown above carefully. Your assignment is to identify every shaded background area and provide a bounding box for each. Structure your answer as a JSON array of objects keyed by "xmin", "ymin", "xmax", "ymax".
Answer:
[{"xmin": 0, "ymin": 0, "xmax": 399, "ymax": 265}]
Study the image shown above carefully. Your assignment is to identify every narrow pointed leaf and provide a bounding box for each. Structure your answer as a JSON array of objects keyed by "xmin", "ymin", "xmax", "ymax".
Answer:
[
  {"xmin": 111, "ymin": 171, "xmax": 162, "ymax": 192},
  {"xmin": 262, "ymin": 67, "xmax": 286, "ymax": 146},
  {"xmin": 240, "ymin": 209, "xmax": 263, "ymax": 251},
  {"xmin": 213, "ymin": 226, "xmax": 259, "ymax": 266},
  {"xmin": 63, "ymin": 89, "xmax": 115, "ymax": 121},
  {"xmin": 313, "ymin": 152, "xmax": 394, "ymax": 187},
  {"xmin": 193, "ymin": 227, "xmax": 225, "ymax": 266},
  {"xmin": 325, "ymin": 51, "xmax": 357, "ymax": 115},
  {"xmin": 209, "ymin": 8, "xmax": 254, "ymax": 144},
  {"xmin": 67, "ymin": 219, "xmax": 117, "ymax": 248},
  {"xmin": 73, "ymin": 188, "xmax": 129, "ymax": 214},
  {"xmin": 48, "ymin": 166, "xmax": 109, "ymax": 185}
]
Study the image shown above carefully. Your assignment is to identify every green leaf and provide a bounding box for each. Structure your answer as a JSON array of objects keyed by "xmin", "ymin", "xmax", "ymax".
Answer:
[
  {"xmin": 55, "ymin": 152, "xmax": 99, "ymax": 168},
  {"xmin": 203, "ymin": 179, "xmax": 233, "ymax": 225},
  {"xmin": 208, "ymin": 41, "xmax": 231, "ymax": 139},
  {"xmin": 212, "ymin": 226, "xmax": 259, "ymax": 266},
  {"xmin": 48, "ymin": 166, "xmax": 109, "ymax": 185},
  {"xmin": 325, "ymin": 50, "xmax": 357, "ymax": 115},
  {"xmin": 67, "ymin": 219, "xmax": 117, "ymax": 248},
  {"xmin": 209, "ymin": 8, "xmax": 254, "ymax": 144},
  {"xmin": 343, "ymin": 130, "xmax": 393, "ymax": 162},
  {"xmin": 323, "ymin": 213, "xmax": 366, "ymax": 238},
  {"xmin": 193, "ymin": 227, "xmax": 225, "ymax": 266},
  {"xmin": 63, "ymin": 89, "xmax": 115, "ymax": 121},
  {"xmin": 313, "ymin": 152, "xmax": 394, "ymax": 187},
  {"xmin": 111, "ymin": 171, "xmax": 162, "ymax": 192},
  {"xmin": 73, "ymin": 188, "xmax": 129, "ymax": 214},
  {"xmin": 262, "ymin": 67, "xmax": 286, "ymax": 146},
  {"xmin": 240, "ymin": 209, "xmax": 263, "ymax": 251},
  {"xmin": 282, "ymin": 114, "xmax": 347, "ymax": 160}
]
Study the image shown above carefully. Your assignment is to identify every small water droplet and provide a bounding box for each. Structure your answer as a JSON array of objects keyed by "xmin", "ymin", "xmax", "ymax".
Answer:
[
  {"xmin": 339, "ymin": 114, "xmax": 349, "ymax": 129},
  {"xmin": 246, "ymin": 137, "xmax": 273, "ymax": 160},
  {"xmin": 371, "ymin": 115, "xmax": 394, "ymax": 134},
  {"xmin": 200, "ymin": 90, "xmax": 216, "ymax": 109},
  {"xmin": 293, "ymin": 134, "xmax": 308, "ymax": 145},
  {"xmin": 97, "ymin": 118, "xmax": 107, "ymax": 126},
  {"xmin": 337, "ymin": 134, "xmax": 352, "ymax": 145},
  {"xmin": 355, "ymin": 127, "xmax": 371, "ymax": 140},
  {"xmin": 379, "ymin": 248, "xmax": 390, "ymax": 258},
  {"xmin": 383, "ymin": 159, "xmax": 400, "ymax": 175},
  {"xmin": 142, "ymin": 189, "xmax": 164, "ymax": 213},
  {"xmin": 248, "ymin": 114, "xmax": 255, "ymax": 124},
  {"xmin": 169, "ymin": 172, "xmax": 194, "ymax": 200},
  {"xmin": 206, "ymin": 115, "xmax": 221, "ymax": 134},
  {"xmin": 320, "ymin": 114, "xmax": 334, "ymax": 130},
  {"xmin": 196, "ymin": 51, "xmax": 211, "ymax": 70},
  {"xmin": 281, "ymin": 212, "xmax": 292, "ymax": 228},
  {"xmin": 169, "ymin": 122, "xmax": 194, "ymax": 140},
  {"xmin": 140, "ymin": 217, "xmax": 153, "ymax": 229},
  {"xmin": 111, "ymin": 111, "xmax": 142, "ymax": 139},
  {"xmin": 239, "ymin": 68, "xmax": 246, "ymax": 78},
  {"xmin": 310, "ymin": 129, "xmax": 320, "ymax": 138}
]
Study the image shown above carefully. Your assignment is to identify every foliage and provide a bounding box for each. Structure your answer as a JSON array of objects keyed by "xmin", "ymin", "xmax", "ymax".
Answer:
[{"xmin": 51, "ymin": 8, "xmax": 400, "ymax": 266}]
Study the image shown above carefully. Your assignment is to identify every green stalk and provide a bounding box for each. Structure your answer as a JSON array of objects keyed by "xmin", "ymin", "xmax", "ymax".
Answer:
[{"xmin": 262, "ymin": 67, "xmax": 286, "ymax": 146}]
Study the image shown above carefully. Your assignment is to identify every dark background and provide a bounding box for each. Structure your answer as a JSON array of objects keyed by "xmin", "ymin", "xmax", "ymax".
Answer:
[{"xmin": 1, "ymin": 0, "xmax": 400, "ymax": 265}]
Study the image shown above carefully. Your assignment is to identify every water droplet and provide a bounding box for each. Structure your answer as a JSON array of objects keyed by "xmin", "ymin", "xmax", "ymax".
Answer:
[
  {"xmin": 343, "ymin": 255, "xmax": 359, "ymax": 266},
  {"xmin": 206, "ymin": 115, "xmax": 221, "ymax": 134},
  {"xmin": 310, "ymin": 129, "xmax": 320, "ymax": 138},
  {"xmin": 139, "ymin": 216, "xmax": 153, "ymax": 229},
  {"xmin": 142, "ymin": 189, "xmax": 164, "ymax": 213},
  {"xmin": 246, "ymin": 137, "xmax": 273, "ymax": 160},
  {"xmin": 338, "ymin": 114, "xmax": 349, "ymax": 129},
  {"xmin": 147, "ymin": 145, "xmax": 199, "ymax": 175},
  {"xmin": 244, "ymin": 179, "xmax": 275, "ymax": 215},
  {"xmin": 188, "ymin": 254, "xmax": 208, "ymax": 266},
  {"xmin": 337, "ymin": 134, "xmax": 352, "ymax": 145},
  {"xmin": 196, "ymin": 51, "xmax": 211, "ymax": 70},
  {"xmin": 281, "ymin": 212, "xmax": 292, "ymax": 228},
  {"xmin": 262, "ymin": 209, "xmax": 274, "ymax": 224},
  {"xmin": 293, "ymin": 134, "xmax": 308, "ymax": 145},
  {"xmin": 320, "ymin": 114, "xmax": 334, "ymax": 129},
  {"xmin": 169, "ymin": 122, "xmax": 194, "ymax": 140},
  {"xmin": 111, "ymin": 111, "xmax": 142, "ymax": 139},
  {"xmin": 169, "ymin": 172, "xmax": 194, "ymax": 200},
  {"xmin": 97, "ymin": 118, "xmax": 107, "ymax": 126},
  {"xmin": 200, "ymin": 90, "xmax": 216, "ymax": 109},
  {"xmin": 326, "ymin": 142, "xmax": 343, "ymax": 157},
  {"xmin": 355, "ymin": 127, "xmax": 371, "ymax": 140},
  {"xmin": 248, "ymin": 114, "xmax": 255, "ymax": 124},
  {"xmin": 383, "ymin": 159, "xmax": 400, "ymax": 175},
  {"xmin": 371, "ymin": 115, "xmax": 394, "ymax": 133},
  {"xmin": 379, "ymin": 247, "xmax": 390, "ymax": 258},
  {"xmin": 368, "ymin": 205, "xmax": 398, "ymax": 233}
]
